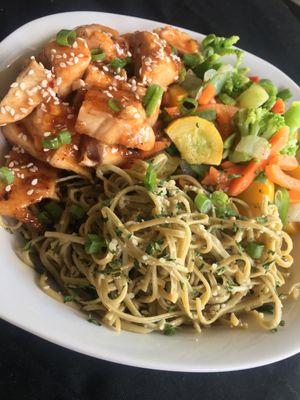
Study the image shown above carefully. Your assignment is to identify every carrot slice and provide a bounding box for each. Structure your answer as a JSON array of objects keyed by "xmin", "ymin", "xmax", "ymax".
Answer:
[
  {"xmin": 198, "ymin": 83, "xmax": 216, "ymax": 106},
  {"xmin": 269, "ymin": 154, "xmax": 298, "ymax": 171},
  {"xmin": 221, "ymin": 161, "xmax": 236, "ymax": 169},
  {"xmin": 289, "ymin": 190, "xmax": 300, "ymax": 203},
  {"xmin": 228, "ymin": 126, "xmax": 290, "ymax": 196},
  {"xmin": 202, "ymin": 167, "xmax": 221, "ymax": 185},
  {"xmin": 271, "ymin": 98, "xmax": 285, "ymax": 114},
  {"xmin": 266, "ymin": 164, "xmax": 300, "ymax": 191}
]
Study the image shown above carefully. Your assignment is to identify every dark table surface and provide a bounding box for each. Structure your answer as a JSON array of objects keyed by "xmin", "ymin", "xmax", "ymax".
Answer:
[{"xmin": 1, "ymin": 1, "xmax": 300, "ymax": 399}]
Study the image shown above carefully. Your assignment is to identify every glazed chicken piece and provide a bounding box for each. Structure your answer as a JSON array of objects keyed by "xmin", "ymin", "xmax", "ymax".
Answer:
[
  {"xmin": 0, "ymin": 149, "xmax": 57, "ymax": 228},
  {"xmin": 79, "ymin": 135, "xmax": 139, "ymax": 167},
  {"xmin": 75, "ymin": 88, "xmax": 155, "ymax": 151},
  {"xmin": 154, "ymin": 26, "xmax": 199, "ymax": 54},
  {"xmin": 125, "ymin": 31, "xmax": 182, "ymax": 88},
  {"xmin": 75, "ymin": 24, "xmax": 130, "ymax": 61},
  {"xmin": 2, "ymin": 100, "xmax": 89, "ymax": 177},
  {"xmin": 0, "ymin": 59, "xmax": 53, "ymax": 126},
  {"xmin": 84, "ymin": 64, "xmax": 115, "ymax": 90},
  {"xmin": 42, "ymin": 37, "xmax": 91, "ymax": 98},
  {"xmin": 80, "ymin": 136, "xmax": 170, "ymax": 167}
]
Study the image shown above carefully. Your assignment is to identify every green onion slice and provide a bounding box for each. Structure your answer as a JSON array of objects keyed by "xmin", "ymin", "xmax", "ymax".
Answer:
[
  {"xmin": 110, "ymin": 57, "xmax": 131, "ymax": 69},
  {"xmin": 144, "ymin": 163, "xmax": 157, "ymax": 192},
  {"xmin": 90, "ymin": 48, "xmax": 106, "ymax": 62},
  {"xmin": 85, "ymin": 234, "xmax": 106, "ymax": 255},
  {"xmin": 246, "ymin": 241, "xmax": 264, "ymax": 259},
  {"xmin": 180, "ymin": 97, "xmax": 198, "ymax": 114},
  {"xmin": 70, "ymin": 204, "xmax": 85, "ymax": 220},
  {"xmin": 0, "ymin": 166, "xmax": 14, "ymax": 185},
  {"xmin": 143, "ymin": 84, "xmax": 164, "ymax": 117},
  {"xmin": 42, "ymin": 137, "xmax": 60, "ymax": 150},
  {"xmin": 277, "ymin": 88, "xmax": 292, "ymax": 101},
  {"xmin": 56, "ymin": 29, "xmax": 77, "ymax": 47},
  {"xmin": 108, "ymin": 98, "xmax": 123, "ymax": 112},
  {"xmin": 58, "ymin": 130, "xmax": 72, "ymax": 145},
  {"xmin": 44, "ymin": 202, "xmax": 63, "ymax": 220},
  {"xmin": 194, "ymin": 193, "xmax": 212, "ymax": 213},
  {"xmin": 274, "ymin": 188, "xmax": 290, "ymax": 226}
]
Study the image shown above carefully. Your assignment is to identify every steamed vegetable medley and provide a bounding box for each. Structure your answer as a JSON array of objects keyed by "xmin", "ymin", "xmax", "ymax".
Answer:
[
  {"xmin": 0, "ymin": 25, "xmax": 299, "ymax": 234},
  {"xmin": 163, "ymin": 34, "xmax": 300, "ymax": 232}
]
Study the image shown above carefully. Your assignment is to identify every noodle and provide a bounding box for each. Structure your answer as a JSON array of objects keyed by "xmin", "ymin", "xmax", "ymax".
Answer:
[{"xmin": 17, "ymin": 154, "xmax": 294, "ymax": 334}]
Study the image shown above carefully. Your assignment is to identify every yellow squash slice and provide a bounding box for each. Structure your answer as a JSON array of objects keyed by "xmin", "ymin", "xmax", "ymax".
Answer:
[{"xmin": 165, "ymin": 116, "xmax": 223, "ymax": 165}]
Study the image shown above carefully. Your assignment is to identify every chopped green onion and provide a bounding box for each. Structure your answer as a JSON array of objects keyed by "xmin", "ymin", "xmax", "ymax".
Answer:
[
  {"xmin": 189, "ymin": 164, "xmax": 209, "ymax": 178},
  {"xmin": 58, "ymin": 130, "xmax": 72, "ymax": 145},
  {"xmin": 165, "ymin": 143, "xmax": 179, "ymax": 156},
  {"xmin": 256, "ymin": 216, "xmax": 268, "ymax": 224},
  {"xmin": 108, "ymin": 98, "xmax": 123, "ymax": 112},
  {"xmin": 255, "ymin": 304, "xmax": 273, "ymax": 314},
  {"xmin": 194, "ymin": 193, "xmax": 212, "ymax": 213},
  {"xmin": 90, "ymin": 48, "xmax": 106, "ymax": 62},
  {"xmin": 37, "ymin": 211, "xmax": 52, "ymax": 225},
  {"xmin": 143, "ymin": 84, "xmax": 164, "ymax": 116},
  {"xmin": 246, "ymin": 241, "xmax": 264, "ymax": 259},
  {"xmin": 254, "ymin": 171, "xmax": 267, "ymax": 183},
  {"xmin": 63, "ymin": 295, "xmax": 74, "ymax": 303},
  {"xmin": 42, "ymin": 137, "xmax": 60, "ymax": 149},
  {"xmin": 183, "ymin": 53, "xmax": 202, "ymax": 69},
  {"xmin": 44, "ymin": 202, "xmax": 63, "ymax": 220},
  {"xmin": 110, "ymin": 57, "xmax": 131, "ymax": 69},
  {"xmin": 277, "ymin": 88, "xmax": 292, "ymax": 101},
  {"xmin": 144, "ymin": 163, "xmax": 157, "ymax": 192},
  {"xmin": 85, "ymin": 234, "xmax": 106, "ymax": 255},
  {"xmin": 180, "ymin": 97, "xmax": 198, "ymax": 114},
  {"xmin": 218, "ymin": 93, "xmax": 236, "ymax": 105},
  {"xmin": 56, "ymin": 29, "xmax": 77, "ymax": 47},
  {"xmin": 178, "ymin": 66, "xmax": 187, "ymax": 84},
  {"xmin": 211, "ymin": 191, "xmax": 229, "ymax": 209},
  {"xmin": 0, "ymin": 166, "xmax": 14, "ymax": 185},
  {"xmin": 223, "ymin": 133, "xmax": 236, "ymax": 150},
  {"xmin": 163, "ymin": 323, "xmax": 176, "ymax": 336},
  {"xmin": 274, "ymin": 188, "xmax": 290, "ymax": 226},
  {"xmin": 70, "ymin": 204, "xmax": 85, "ymax": 220},
  {"xmin": 194, "ymin": 108, "xmax": 216, "ymax": 121}
]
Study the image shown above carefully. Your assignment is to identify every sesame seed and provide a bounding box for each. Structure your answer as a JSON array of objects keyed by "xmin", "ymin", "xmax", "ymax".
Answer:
[
  {"xmin": 56, "ymin": 54, "xmax": 62, "ymax": 59},
  {"xmin": 73, "ymin": 57, "xmax": 79, "ymax": 64},
  {"xmin": 14, "ymin": 114, "xmax": 20, "ymax": 120},
  {"xmin": 59, "ymin": 62, "xmax": 66, "ymax": 68},
  {"xmin": 20, "ymin": 107, "xmax": 28, "ymax": 114},
  {"xmin": 51, "ymin": 49, "xmax": 57, "ymax": 53},
  {"xmin": 28, "ymin": 69, "xmax": 34, "ymax": 76},
  {"xmin": 14, "ymin": 90, "xmax": 21, "ymax": 97},
  {"xmin": 62, "ymin": 53, "xmax": 67, "ymax": 59},
  {"xmin": 56, "ymin": 77, "xmax": 62, "ymax": 86},
  {"xmin": 43, "ymin": 131, "xmax": 51, "ymax": 137},
  {"xmin": 5, "ymin": 185, "xmax": 11, "ymax": 192},
  {"xmin": 66, "ymin": 61, "xmax": 74, "ymax": 66},
  {"xmin": 5, "ymin": 105, "xmax": 11, "ymax": 112},
  {"xmin": 28, "ymin": 98, "xmax": 34, "ymax": 105},
  {"xmin": 77, "ymin": 53, "xmax": 84, "ymax": 58},
  {"xmin": 27, "ymin": 189, "xmax": 34, "ymax": 196},
  {"xmin": 72, "ymin": 41, "xmax": 78, "ymax": 48},
  {"xmin": 8, "ymin": 161, "xmax": 14, "ymax": 168},
  {"xmin": 30, "ymin": 56, "xmax": 35, "ymax": 60},
  {"xmin": 1, "ymin": 107, "xmax": 5, "ymax": 114},
  {"xmin": 31, "ymin": 178, "xmax": 38, "ymax": 186},
  {"xmin": 73, "ymin": 144, "xmax": 78, "ymax": 151},
  {"xmin": 10, "ymin": 109, "xmax": 15, "ymax": 116},
  {"xmin": 10, "ymin": 82, "xmax": 18, "ymax": 88},
  {"xmin": 43, "ymin": 148, "xmax": 50, "ymax": 152},
  {"xmin": 20, "ymin": 82, "xmax": 26, "ymax": 90},
  {"xmin": 41, "ymin": 80, "xmax": 48, "ymax": 88},
  {"xmin": 39, "ymin": 62, "xmax": 44, "ymax": 68}
]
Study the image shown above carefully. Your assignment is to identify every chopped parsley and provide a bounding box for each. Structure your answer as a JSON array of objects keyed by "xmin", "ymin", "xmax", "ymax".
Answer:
[
  {"xmin": 163, "ymin": 323, "xmax": 176, "ymax": 336},
  {"xmin": 63, "ymin": 295, "xmax": 74, "ymax": 303}
]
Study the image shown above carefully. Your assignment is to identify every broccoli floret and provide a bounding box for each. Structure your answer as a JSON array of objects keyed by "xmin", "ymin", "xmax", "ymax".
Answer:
[
  {"xmin": 234, "ymin": 108, "xmax": 285, "ymax": 139},
  {"xmin": 222, "ymin": 70, "xmax": 251, "ymax": 98},
  {"xmin": 202, "ymin": 34, "xmax": 240, "ymax": 58},
  {"xmin": 280, "ymin": 138, "xmax": 299, "ymax": 157},
  {"xmin": 260, "ymin": 112, "xmax": 285, "ymax": 139}
]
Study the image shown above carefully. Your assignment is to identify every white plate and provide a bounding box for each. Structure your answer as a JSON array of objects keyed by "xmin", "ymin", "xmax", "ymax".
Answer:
[{"xmin": 1, "ymin": 11, "xmax": 300, "ymax": 373}]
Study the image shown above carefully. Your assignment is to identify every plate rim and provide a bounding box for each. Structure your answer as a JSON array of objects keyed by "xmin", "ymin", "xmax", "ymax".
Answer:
[{"xmin": 0, "ymin": 10, "xmax": 300, "ymax": 373}]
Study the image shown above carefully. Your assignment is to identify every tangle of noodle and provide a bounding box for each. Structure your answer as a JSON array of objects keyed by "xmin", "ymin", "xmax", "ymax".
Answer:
[{"xmin": 16, "ymin": 153, "xmax": 294, "ymax": 334}]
